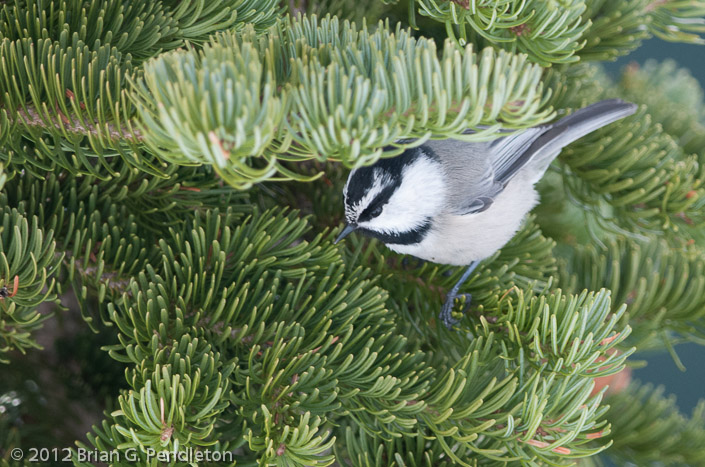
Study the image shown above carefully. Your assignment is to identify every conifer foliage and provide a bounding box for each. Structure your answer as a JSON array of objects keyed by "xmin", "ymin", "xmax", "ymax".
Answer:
[{"xmin": 1, "ymin": 0, "xmax": 705, "ymax": 465}]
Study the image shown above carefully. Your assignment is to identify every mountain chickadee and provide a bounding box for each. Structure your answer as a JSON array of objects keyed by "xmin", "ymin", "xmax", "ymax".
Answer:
[{"xmin": 335, "ymin": 99, "xmax": 638, "ymax": 328}]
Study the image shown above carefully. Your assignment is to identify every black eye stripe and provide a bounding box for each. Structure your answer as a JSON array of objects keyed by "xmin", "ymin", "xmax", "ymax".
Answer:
[
  {"xmin": 360, "ymin": 204, "xmax": 382, "ymax": 221},
  {"xmin": 358, "ymin": 184, "xmax": 396, "ymax": 221}
]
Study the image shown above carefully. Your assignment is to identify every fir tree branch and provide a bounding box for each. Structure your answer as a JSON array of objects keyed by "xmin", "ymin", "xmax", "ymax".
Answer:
[
  {"xmin": 0, "ymin": 0, "xmax": 280, "ymax": 60},
  {"xmin": 560, "ymin": 237, "xmax": 705, "ymax": 347},
  {"xmin": 0, "ymin": 207, "xmax": 62, "ymax": 362},
  {"xmin": 579, "ymin": 0, "xmax": 652, "ymax": 62},
  {"xmin": 131, "ymin": 14, "xmax": 554, "ymax": 189},
  {"xmin": 91, "ymin": 207, "xmax": 428, "ymax": 463},
  {"xmin": 12, "ymin": 106, "xmax": 143, "ymax": 142},
  {"xmin": 618, "ymin": 60, "xmax": 705, "ymax": 159},
  {"xmin": 0, "ymin": 0, "xmax": 282, "ymax": 178},
  {"xmin": 560, "ymin": 105, "xmax": 705, "ymax": 233},
  {"xmin": 603, "ymin": 382, "xmax": 705, "ymax": 466},
  {"xmin": 1, "ymin": 169, "xmax": 252, "ymax": 336},
  {"xmin": 647, "ymin": 0, "xmax": 705, "ymax": 44},
  {"xmin": 405, "ymin": 0, "xmax": 705, "ymax": 65},
  {"xmin": 412, "ymin": 0, "xmax": 590, "ymax": 66}
]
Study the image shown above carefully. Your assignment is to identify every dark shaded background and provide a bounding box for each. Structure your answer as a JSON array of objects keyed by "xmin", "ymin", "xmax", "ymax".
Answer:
[{"xmin": 605, "ymin": 39, "xmax": 705, "ymax": 414}]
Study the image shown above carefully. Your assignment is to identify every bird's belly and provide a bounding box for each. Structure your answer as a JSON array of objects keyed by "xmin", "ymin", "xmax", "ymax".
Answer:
[
  {"xmin": 387, "ymin": 180, "xmax": 538, "ymax": 266},
  {"xmin": 387, "ymin": 218, "xmax": 520, "ymax": 265}
]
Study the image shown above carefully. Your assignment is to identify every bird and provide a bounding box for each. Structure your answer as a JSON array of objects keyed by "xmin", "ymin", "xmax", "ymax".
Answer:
[{"xmin": 334, "ymin": 99, "xmax": 638, "ymax": 329}]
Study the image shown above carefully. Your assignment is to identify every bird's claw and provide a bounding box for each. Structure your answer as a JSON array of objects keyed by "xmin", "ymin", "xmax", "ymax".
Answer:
[{"xmin": 439, "ymin": 293, "xmax": 472, "ymax": 329}]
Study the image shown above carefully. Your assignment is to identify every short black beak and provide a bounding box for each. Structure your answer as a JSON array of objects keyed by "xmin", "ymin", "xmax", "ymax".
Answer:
[{"xmin": 334, "ymin": 224, "xmax": 357, "ymax": 244}]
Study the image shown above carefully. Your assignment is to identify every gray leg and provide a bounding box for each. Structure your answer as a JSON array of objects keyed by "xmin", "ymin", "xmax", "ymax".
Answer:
[{"xmin": 439, "ymin": 261, "xmax": 480, "ymax": 329}]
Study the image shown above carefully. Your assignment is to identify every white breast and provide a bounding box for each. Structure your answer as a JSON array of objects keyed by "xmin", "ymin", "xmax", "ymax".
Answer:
[{"xmin": 385, "ymin": 175, "xmax": 539, "ymax": 266}]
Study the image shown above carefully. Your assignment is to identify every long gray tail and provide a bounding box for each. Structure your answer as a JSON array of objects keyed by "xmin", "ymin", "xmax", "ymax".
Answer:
[{"xmin": 498, "ymin": 99, "xmax": 638, "ymax": 185}]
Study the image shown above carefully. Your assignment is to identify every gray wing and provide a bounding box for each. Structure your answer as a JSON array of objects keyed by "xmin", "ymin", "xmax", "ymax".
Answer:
[
  {"xmin": 425, "ymin": 129, "xmax": 545, "ymax": 214},
  {"xmin": 426, "ymin": 99, "xmax": 638, "ymax": 215}
]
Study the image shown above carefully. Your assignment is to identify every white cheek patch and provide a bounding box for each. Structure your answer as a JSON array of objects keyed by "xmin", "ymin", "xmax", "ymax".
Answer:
[{"xmin": 360, "ymin": 157, "xmax": 446, "ymax": 234}]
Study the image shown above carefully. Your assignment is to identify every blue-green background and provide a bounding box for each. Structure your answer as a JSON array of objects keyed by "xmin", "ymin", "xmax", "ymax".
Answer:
[{"xmin": 605, "ymin": 39, "xmax": 705, "ymax": 414}]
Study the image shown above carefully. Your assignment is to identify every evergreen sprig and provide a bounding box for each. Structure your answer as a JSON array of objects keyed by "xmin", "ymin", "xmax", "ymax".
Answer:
[
  {"xmin": 414, "ymin": 0, "xmax": 589, "ymax": 66},
  {"xmin": 647, "ymin": 0, "xmax": 705, "ymax": 45},
  {"xmin": 0, "ymin": 207, "xmax": 61, "ymax": 362},
  {"xmin": 561, "ymin": 237, "xmax": 705, "ymax": 348},
  {"xmin": 403, "ymin": 0, "xmax": 705, "ymax": 65},
  {"xmin": 0, "ymin": 0, "xmax": 179, "ymax": 59},
  {"xmin": 0, "ymin": 165, "xmax": 249, "ymax": 343},
  {"xmin": 579, "ymin": 0, "xmax": 651, "ymax": 62},
  {"xmin": 603, "ymin": 382, "xmax": 705, "ymax": 466},
  {"xmin": 560, "ymin": 105, "xmax": 705, "ymax": 234},
  {"xmin": 115, "ymin": 336, "xmax": 234, "ymax": 450},
  {"xmin": 79, "ymin": 207, "xmax": 428, "ymax": 464},
  {"xmin": 131, "ymin": 15, "xmax": 553, "ymax": 188},
  {"xmin": 65, "ymin": 203, "xmax": 632, "ymax": 466},
  {"xmin": 0, "ymin": 0, "xmax": 281, "ymax": 178},
  {"xmin": 0, "ymin": 33, "xmax": 143, "ymax": 172},
  {"xmin": 618, "ymin": 59, "xmax": 705, "ymax": 159}
]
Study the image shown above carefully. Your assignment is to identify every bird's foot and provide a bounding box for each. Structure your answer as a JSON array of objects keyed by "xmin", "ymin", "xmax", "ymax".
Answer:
[{"xmin": 439, "ymin": 293, "xmax": 472, "ymax": 329}]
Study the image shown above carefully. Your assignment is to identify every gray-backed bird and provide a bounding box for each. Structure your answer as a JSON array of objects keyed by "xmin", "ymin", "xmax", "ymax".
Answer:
[{"xmin": 335, "ymin": 99, "xmax": 637, "ymax": 328}]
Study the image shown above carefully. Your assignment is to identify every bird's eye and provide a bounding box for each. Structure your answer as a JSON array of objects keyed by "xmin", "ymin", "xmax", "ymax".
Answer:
[{"xmin": 370, "ymin": 206, "xmax": 383, "ymax": 217}]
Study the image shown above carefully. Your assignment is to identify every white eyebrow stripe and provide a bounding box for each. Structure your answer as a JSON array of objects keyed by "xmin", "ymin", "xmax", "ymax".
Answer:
[{"xmin": 347, "ymin": 168, "xmax": 392, "ymax": 223}]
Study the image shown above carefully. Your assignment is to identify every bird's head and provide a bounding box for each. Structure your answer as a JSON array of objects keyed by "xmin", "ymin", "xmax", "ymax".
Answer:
[{"xmin": 336, "ymin": 146, "xmax": 446, "ymax": 245}]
